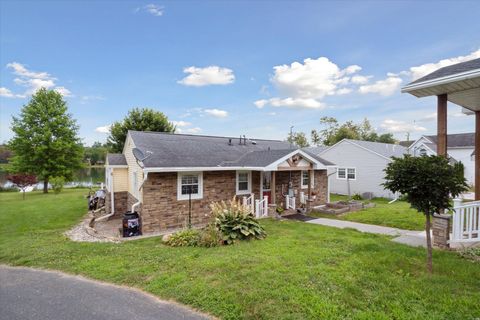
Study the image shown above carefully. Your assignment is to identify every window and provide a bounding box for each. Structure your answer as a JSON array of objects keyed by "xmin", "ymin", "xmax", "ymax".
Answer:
[
  {"xmin": 236, "ymin": 171, "xmax": 251, "ymax": 195},
  {"xmin": 177, "ymin": 172, "xmax": 203, "ymax": 200},
  {"xmin": 301, "ymin": 170, "xmax": 313, "ymax": 189},
  {"xmin": 337, "ymin": 168, "xmax": 356, "ymax": 180},
  {"xmin": 347, "ymin": 168, "xmax": 356, "ymax": 180},
  {"xmin": 419, "ymin": 148, "xmax": 427, "ymax": 156}
]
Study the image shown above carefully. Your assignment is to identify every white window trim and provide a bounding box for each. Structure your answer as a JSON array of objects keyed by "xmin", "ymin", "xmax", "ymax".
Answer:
[
  {"xmin": 236, "ymin": 170, "xmax": 252, "ymax": 195},
  {"xmin": 177, "ymin": 172, "xmax": 203, "ymax": 201},
  {"xmin": 301, "ymin": 170, "xmax": 314, "ymax": 189},
  {"xmin": 337, "ymin": 167, "xmax": 356, "ymax": 181}
]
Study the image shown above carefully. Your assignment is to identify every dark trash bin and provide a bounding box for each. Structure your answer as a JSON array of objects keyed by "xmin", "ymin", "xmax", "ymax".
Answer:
[{"xmin": 122, "ymin": 211, "xmax": 142, "ymax": 237}]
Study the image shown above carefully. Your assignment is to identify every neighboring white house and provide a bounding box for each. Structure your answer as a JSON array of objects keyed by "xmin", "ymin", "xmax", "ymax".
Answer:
[
  {"xmin": 407, "ymin": 133, "xmax": 475, "ymax": 185},
  {"xmin": 307, "ymin": 139, "xmax": 407, "ymax": 199}
]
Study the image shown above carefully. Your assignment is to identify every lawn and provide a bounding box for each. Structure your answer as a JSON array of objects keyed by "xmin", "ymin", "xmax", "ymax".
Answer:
[
  {"xmin": 1, "ymin": 189, "xmax": 479, "ymax": 319},
  {"xmin": 309, "ymin": 194, "xmax": 426, "ymax": 230}
]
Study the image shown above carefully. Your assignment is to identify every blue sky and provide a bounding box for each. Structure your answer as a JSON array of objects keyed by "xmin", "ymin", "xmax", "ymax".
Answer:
[{"xmin": 1, "ymin": 0, "xmax": 479, "ymax": 146}]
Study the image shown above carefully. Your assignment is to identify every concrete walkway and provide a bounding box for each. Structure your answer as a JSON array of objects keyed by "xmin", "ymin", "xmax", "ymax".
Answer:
[
  {"xmin": 307, "ymin": 218, "xmax": 428, "ymax": 247},
  {"xmin": 0, "ymin": 265, "xmax": 212, "ymax": 320}
]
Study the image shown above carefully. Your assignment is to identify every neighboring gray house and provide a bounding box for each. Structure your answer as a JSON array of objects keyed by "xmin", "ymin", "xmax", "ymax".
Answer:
[
  {"xmin": 309, "ymin": 139, "xmax": 407, "ymax": 199},
  {"xmin": 407, "ymin": 133, "xmax": 475, "ymax": 185}
]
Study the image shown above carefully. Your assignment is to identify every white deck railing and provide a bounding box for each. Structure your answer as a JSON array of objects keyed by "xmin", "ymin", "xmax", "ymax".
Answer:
[
  {"xmin": 242, "ymin": 194, "xmax": 255, "ymax": 215},
  {"xmin": 285, "ymin": 195, "xmax": 296, "ymax": 210},
  {"xmin": 451, "ymin": 201, "xmax": 480, "ymax": 243},
  {"xmin": 255, "ymin": 196, "xmax": 269, "ymax": 218}
]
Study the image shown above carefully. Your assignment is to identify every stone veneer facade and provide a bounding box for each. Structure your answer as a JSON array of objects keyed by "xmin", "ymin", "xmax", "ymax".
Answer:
[
  {"xmin": 105, "ymin": 191, "xmax": 128, "ymax": 217},
  {"xmin": 140, "ymin": 170, "xmax": 327, "ymax": 233}
]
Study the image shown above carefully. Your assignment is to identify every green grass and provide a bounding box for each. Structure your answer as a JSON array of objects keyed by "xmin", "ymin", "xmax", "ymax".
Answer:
[
  {"xmin": 309, "ymin": 194, "xmax": 426, "ymax": 230},
  {"xmin": 1, "ymin": 190, "xmax": 479, "ymax": 319}
]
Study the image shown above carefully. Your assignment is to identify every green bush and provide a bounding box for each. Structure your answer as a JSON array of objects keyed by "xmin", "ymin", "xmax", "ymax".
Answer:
[
  {"xmin": 459, "ymin": 247, "xmax": 480, "ymax": 262},
  {"xmin": 50, "ymin": 176, "xmax": 65, "ymax": 194},
  {"xmin": 352, "ymin": 193, "xmax": 363, "ymax": 200},
  {"xmin": 164, "ymin": 229, "xmax": 200, "ymax": 247},
  {"xmin": 211, "ymin": 198, "xmax": 266, "ymax": 245},
  {"xmin": 198, "ymin": 224, "xmax": 222, "ymax": 247}
]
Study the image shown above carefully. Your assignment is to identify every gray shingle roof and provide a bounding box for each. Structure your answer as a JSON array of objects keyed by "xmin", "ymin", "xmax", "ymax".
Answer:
[
  {"xmin": 303, "ymin": 146, "xmax": 328, "ymax": 155},
  {"xmin": 399, "ymin": 140, "xmax": 415, "ymax": 148},
  {"xmin": 410, "ymin": 58, "xmax": 480, "ymax": 85},
  {"xmin": 106, "ymin": 153, "xmax": 127, "ymax": 166},
  {"xmin": 128, "ymin": 131, "xmax": 332, "ymax": 168},
  {"xmin": 344, "ymin": 139, "xmax": 408, "ymax": 158},
  {"xmin": 425, "ymin": 133, "xmax": 474, "ymax": 148}
]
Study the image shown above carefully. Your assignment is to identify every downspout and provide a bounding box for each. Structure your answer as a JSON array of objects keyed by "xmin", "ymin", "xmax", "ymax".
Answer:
[
  {"xmin": 97, "ymin": 168, "xmax": 115, "ymax": 222},
  {"xmin": 131, "ymin": 171, "xmax": 148, "ymax": 212}
]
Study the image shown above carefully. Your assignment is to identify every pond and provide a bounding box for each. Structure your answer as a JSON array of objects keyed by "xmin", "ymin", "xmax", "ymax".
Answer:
[{"xmin": 0, "ymin": 166, "xmax": 105, "ymax": 190}]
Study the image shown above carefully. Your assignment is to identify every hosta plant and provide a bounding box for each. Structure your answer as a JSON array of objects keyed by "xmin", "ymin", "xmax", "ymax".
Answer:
[{"xmin": 210, "ymin": 197, "xmax": 266, "ymax": 245}]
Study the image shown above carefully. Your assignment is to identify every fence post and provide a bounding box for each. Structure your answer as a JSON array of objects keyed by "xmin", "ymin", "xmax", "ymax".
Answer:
[
  {"xmin": 453, "ymin": 198, "xmax": 463, "ymax": 208},
  {"xmin": 255, "ymin": 199, "xmax": 260, "ymax": 218},
  {"xmin": 251, "ymin": 194, "xmax": 255, "ymax": 214},
  {"xmin": 263, "ymin": 196, "xmax": 268, "ymax": 216},
  {"xmin": 285, "ymin": 196, "xmax": 289, "ymax": 209},
  {"xmin": 243, "ymin": 196, "xmax": 247, "ymax": 208}
]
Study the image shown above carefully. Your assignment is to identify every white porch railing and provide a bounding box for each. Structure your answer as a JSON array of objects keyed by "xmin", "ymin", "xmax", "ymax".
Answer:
[
  {"xmin": 242, "ymin": 194, "xmax": 255, "ymax": 215},
  {"xmin": 255, "ymin": 196, "xmax": 269, "ymax": 218},
  {"xmin": 285, "ymin": 195, "xmax": 296, "ymax": 210},
  {"xmin": 451, "ymin": 200, "xmax": 480, "ymax": 243}
]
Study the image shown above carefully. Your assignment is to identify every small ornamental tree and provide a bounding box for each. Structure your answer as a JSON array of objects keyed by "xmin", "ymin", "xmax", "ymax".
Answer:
[
  {"xmin": 383, "ymin": 155, "xmax": 468, "ymax": 273},
  {"xmin": 7, "ymin": 173, "xmax": 37, "ymax": 199}
]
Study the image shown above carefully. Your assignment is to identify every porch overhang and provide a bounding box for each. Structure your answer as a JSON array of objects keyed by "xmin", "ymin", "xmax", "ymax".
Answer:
[{"xmin": 401, "ymin": 58, "xmax": 480, "ymax": 200}]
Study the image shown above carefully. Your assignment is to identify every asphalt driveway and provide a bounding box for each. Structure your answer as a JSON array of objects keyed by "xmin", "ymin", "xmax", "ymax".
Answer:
[{"xmin": 0, "ymin": 265, "xmax": 211, "ymax": 320}]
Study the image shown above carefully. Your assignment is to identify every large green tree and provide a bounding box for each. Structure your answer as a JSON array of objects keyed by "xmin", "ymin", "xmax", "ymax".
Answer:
[
  {"xmin": 107, "ymin": 108, "xmax": 176, "ymax": 152},
  {"xmin": 311, "ymin": 117, "xmax": 396, "ymax": 146},
  {"xmin": 84, "ymin": 141, "xmax": 108, "ymax": 165},
  {"xmin": 287, "ymin": 131, "xmax": 310, "ymax": 148},
  {"xmin": 383, "ymin": 155, "xmax": 468, "ymax": 273},
  {"xmin": 9, "ymin": 88, "xmax": 84, "ymax": 193}
]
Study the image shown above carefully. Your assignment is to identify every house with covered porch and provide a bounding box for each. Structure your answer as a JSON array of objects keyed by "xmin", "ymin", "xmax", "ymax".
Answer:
[
  {"xmin": 105, "ymin": 131, "xmax": 333, "ymax": 233},
  {"xmin": 402, "ymin": 57, "xmax": 480, "ymax": 247}
]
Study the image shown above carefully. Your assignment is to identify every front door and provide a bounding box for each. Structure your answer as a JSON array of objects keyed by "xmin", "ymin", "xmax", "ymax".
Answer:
[{"xmin": 262, "ymin": 171, "xmax": 272, "ymax": 204}]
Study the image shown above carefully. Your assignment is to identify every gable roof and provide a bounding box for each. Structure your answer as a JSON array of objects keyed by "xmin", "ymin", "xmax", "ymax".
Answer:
[
  {"xmin": 127, "ymin": 131, "xmax": 332, "ymax": 169},
  {"xmin": 303, "ymin": 146, "xmax": 328, "ymax": 155},
  {"xmin": 409, "ymin": 58, "xmax": 480, "ymax": 85},
  {"xmin": 424, "ymin": 132, "xmax": 475, "ymax": 148},
  {"xmin": 399, "ymin": 140, "xmax": 415, "ymax": 148},
  {"xmin": 106, "ymin": 153, "xmax": 127, "ymax": 166},
  {"xmin": 320, "ymin": 139, "xmax": 407, "ymax": 160}
]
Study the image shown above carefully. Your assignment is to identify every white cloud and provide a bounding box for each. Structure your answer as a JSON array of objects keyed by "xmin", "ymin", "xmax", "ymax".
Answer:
[
  {"xmin": 203, "ymin": 108, "xmax": 229, "ymax": 118},
  {"xmin": 271, "ymin": 57, "xmax": 361, "ymax": 99},
  {"xmin": 409, "ymin": 49, "xmax": 480, "ymax": 80},
  {"xmin": 418, "ymin": 113, "xmax": 437, "ymax": 122},
  {"xmin": 178, "ymin": 66, "xmax": 235, "ymax": 87},
  {"xmin": 6, "ymin": 62, "xmax": 51, "ymax": 79},
  {"xmin": 95, "ymin": 125, "xmax": 111, "ymax": 134},
  {"xmin": 144, "ymin": 4, "xmax": 164, "ymax": 16},
  {"xmin": 0, "ymin": 87, "xmax": 24, "ymax": 98},
  {"xmin": 171, "ymin": 120, "xmax": 191, "ymax": 127},
  {"xmin": 358, "ymin": 75, "xmax": 402, "ymax": 96},
  {"xmin": 5, "ymin": 62, "xmax": 72, "ymax": 97},
  {"xmin": 380, "ymin": 119, "xmax": 427, "ymax": 133},
  {"xmin": 351, "ymin": 75, "xmax": 371, "ymax": 85},
  {"xmin": 54, "ymin": 86, "xmax": 73, "ymax": 97},
  {"xmin": 254, "ymin": 97, "xmax": 325, "ymax": 109},
  {"xmin": 184, "ymin": 127, "xmax": 202, "ymax": 134}
]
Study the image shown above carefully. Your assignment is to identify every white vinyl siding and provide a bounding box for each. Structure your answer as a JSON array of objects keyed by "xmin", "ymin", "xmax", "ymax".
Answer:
[
  {"xmin": 177, "ymin": 172, "xmax": 203, "ymax": 200},
  {"xmin": 124, "ymin": 134, "xmax": 144, "ymax": 201},
  {"xmin": 321, "ymin": 140, "xmax": 396, "ymax": 198}
]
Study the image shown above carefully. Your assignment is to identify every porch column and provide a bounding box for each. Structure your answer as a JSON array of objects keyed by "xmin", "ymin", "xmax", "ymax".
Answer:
[
  {"xmin": 476, "ymin": 111, "xmax": 480, "ymax": 200},
  {"xmin": 307, "ymin": 169, "xmax": 313, "ymax": 210},
  {"xmin": 271, "ymin": 171, "xmax": 276, "ymax": 205},
  {"xmin": 437, "ymin": 94, "xmax": 448, "ymax": 157}
]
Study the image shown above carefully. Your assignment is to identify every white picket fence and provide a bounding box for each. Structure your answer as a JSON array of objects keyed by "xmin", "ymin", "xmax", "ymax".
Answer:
[
  {"xmin": 285, "ymin": 195, "xmax": 296, "ymax": 210},
  {"xmin": 242, "ymin": 194, "xmax": 255, "ymax": 215},
  {"xmin": 451, "ymin": 200, "xmax": 480, "ymax": 244},
  {"xmin": 255, "ymin": 196, "xmax": 269, "ymax": 218}
]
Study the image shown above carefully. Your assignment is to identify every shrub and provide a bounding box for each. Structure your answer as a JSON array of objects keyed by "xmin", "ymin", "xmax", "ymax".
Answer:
[
  {"xmin": 164, "ymin": 229, "xmax": 200, "ymax": 247},
  {"xmin": 276, "ymin": 206, "xmax": 284, "ymax": 214},
  {"xmin": 211, "ymin": 198, "xmax": 266, "ymax": 245},
  {"xmin": 198, "ymin": 224, "xmax": 222, "ymax": 247},
  {"xmin": 352, "ymin": 193, "xmax": 363, "ymax": 200},
  {"xmin": 50, "ymin": 176, "xmax": 65, "ymax": 194},
  {"xmin": 459, "ymin": 247, "xmax": 480, "ymax": 263}
]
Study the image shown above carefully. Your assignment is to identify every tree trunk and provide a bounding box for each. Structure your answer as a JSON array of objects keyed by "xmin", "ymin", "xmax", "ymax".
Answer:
[
  {"xmin": 43, "ymin": 179, "xmax": 49, "ymax": 193},
  {"xmin": 425, "ymin": 213, "xmax": 433, "ymax": 273}
]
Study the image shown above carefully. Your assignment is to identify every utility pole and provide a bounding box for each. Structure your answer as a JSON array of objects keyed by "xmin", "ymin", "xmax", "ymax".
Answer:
[{"xmin": 289, "ymin": 126, "xmax": 294, "ymax": 149}]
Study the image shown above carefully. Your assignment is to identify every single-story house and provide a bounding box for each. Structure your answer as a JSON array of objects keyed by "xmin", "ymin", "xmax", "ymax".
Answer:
[
  {"xmin": 105, "ymin": 131, "xmax": 334, "ymax": 233},
  {"xmin": 407, "ymin": 133, "xmax": 475, "ymax": 185},
  {"xmin": 308, "ymin": 139, "xmax": 407, "ymax": 199}
]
